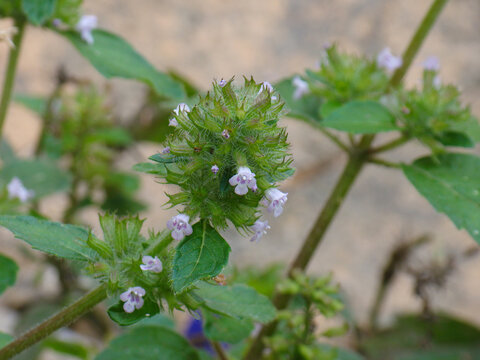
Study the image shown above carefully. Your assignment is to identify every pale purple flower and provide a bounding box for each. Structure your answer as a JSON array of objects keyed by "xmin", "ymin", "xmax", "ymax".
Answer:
[
  {"xmin": 7, "ymin": 177, "xmax": 34, "ymax": 203},
  {"xmin": 229, "ymin": 166, "xmax": 257, "ymax": 195},
  {"xmin": 211, "ymin": 165, "xmax": 219, "ymax": 174},
  {"xmin": 76, "ymin": 15, "xmax": 97, "ymax": 45},
  {"xmin": 167, "ymin": 214, "xmax": 193, "ymax": 241},
  {"xmin": 218, "ymin": 79, "xmax": 227, "ymax": 87},
  {"xmin": 162, "ymin": 147, "xmax": 171, "ymax": 154},
  {"xmin": 250, "ymin": 220, "xmax": 270, "ymax": 243},
  {"xmin": 263, "ymin": 188, "xmax": 288, "ymax": 217},
  {"xmin": 120, "ymin": 287, "xmax": 145, "ymax": 313},
  {"xmin": 423, "ymin": 56, "xmax": 440, "ymax": 71},
  {"xmin": 140, "ymin": 256, "xmax": 163, "ymax": 273},
  {"xmin": 292, "ymin": 76, "xmax": 310, "ymax": 100},
  {"xmin": 377, "ymin": 47, "xmax": 402, "ymax": 72},
  {"xmin": 173, "ymin": 103, "xmax": 190, "ymax": 115},
  {"xmin": 222, "ymin": 129, "xmax": 230, "ymax": 139},
  {"xmin": 168, "ymin": 118, "xmax": 178, "ymax": 127}
]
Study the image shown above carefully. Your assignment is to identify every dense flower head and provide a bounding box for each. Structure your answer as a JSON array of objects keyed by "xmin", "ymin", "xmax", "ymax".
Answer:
[{"xmin": 149, "ymin": 78, "xmax": 293, "ymax": 230}]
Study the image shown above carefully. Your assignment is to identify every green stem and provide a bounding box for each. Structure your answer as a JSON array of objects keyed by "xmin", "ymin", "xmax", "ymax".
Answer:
[
  {"xmin": 368, "ymin": 157, "xmax": 402, "ymax": 169},
  {"xmin": 369, "ymin": 136, "xmax": 409, "ymax": 154},
  {"xmin": 0, "ymin": 18, "xmax": 26, "ymax": 138},
  {"xmin": 0, "ymin": 284, "xmax": 107, "ymax": 360},
  {"xmin": 309, "ymin": 121, "xmax": 349, "ymax": 152}
]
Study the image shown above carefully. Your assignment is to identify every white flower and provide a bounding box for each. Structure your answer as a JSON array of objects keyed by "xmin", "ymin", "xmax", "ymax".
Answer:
[
  {"xmin": 377, "ymin": 47, "xmax": 402, "ymax": 72},
  {"xmin": 250, "ymin": 220, "xmax": 270, "ymax": 243},
  {"xmin": 211, "ymin": 165, "xmax": 219, "ymax": 174},
  {"xmin": 76, "ymin": 15, "xmax": 97, "ymax": 45},
  {"xmin": 0, "ymin": 27, "xmax": 18, "ymax": 48},
  {"xmin": 173, "ymin": 103, "xmax": 190, "ymax": 115},
  {"xmin": 292, "ymin": 76, "xmax": 310, "ymax": 100},
  {"xmin": 167, "ymin": 214, "xmax": 193, "ymax": 241},
  {"xmin": 423, "ymin": 56, "xmax": 440, "ymax": 71},
  {"xmin": 263, "ymin": 188, "xmax": 288, "ymax": 217},
  {"xmin": 140, "ymin": 256, "xmax": 163, "ymax": 273},
  {"xmin": 229, "ymin": 166, "xmax": 257, "ymax": 195},
  {"xmin": 120, "ymin": 287, "xmax": 145, "ymax": 313},
  {"xmin": 7, "ymin": 177, "xmax": 34, "ymax": 203}
]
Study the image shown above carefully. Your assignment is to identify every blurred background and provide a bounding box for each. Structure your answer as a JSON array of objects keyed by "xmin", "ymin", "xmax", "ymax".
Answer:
[{"xmin": 1, "ymin": 0, "xmax": 480, "ymax": 353}]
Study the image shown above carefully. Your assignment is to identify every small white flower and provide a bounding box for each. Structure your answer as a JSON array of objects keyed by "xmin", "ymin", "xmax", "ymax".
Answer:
[
  {"xmin": 7, "ymin": 177, "xmax": 34, "ymax": 203},
  {"xmin": 377, "ymin": 47, "xmax": 402, "ymax": 72},
  {"xmin": 423, "ymin": 56, "xmax": 440, "ymax": 71},
  {"xmin": 162, "ymin": 147, "xmax": 171, "ymax": 154},
  {"xmin": 0, "ymin": 27, "xmax": 18, "ymax": 48},
  {"xmin": 168, "ymin": 118, "xmax": 178, "ymax": 127},
  {"xmin": 140, "ymin": 256, "xmax": 163, "ymax": 273},
  {"xmin": 173, "ymin": 103, "xmax": 190, "ymax": 115},
  {"xmin": 292, "ymin": 76, "xmax": 310, "ymax": 100},
  {"xmin": 211, "ymin": 165, "xmax": 219, "ymax": 174},
  {"xmin": 218, "ymin": 79, "xmax": 227, "ymax": 87},
  {"xmin": 250, "ymin": 220, "xmax": 270, "ymax": 243},
  {"xmin": 76, "ymin": 15, "xmax": 97, "ymax": 45},
  {"xmin": 120, "ymin": 287, "xmax": 145, "ymax": 313},
  {"xmin": 263, "ymin": 188, "xmax": 288, "ymax": 217},
  {"xmin": 167, "ymin": 214, "xmax": 193, "ymax": 241},
  {"xmin": 229, "ymin": 166, "xmax": 257, "ymax": 195}
]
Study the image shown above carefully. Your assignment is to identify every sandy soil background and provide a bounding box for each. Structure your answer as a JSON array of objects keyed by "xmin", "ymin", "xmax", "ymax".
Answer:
[{"xmin": 0, "ymin": 0, "xmax": 480, "ymax": 353}]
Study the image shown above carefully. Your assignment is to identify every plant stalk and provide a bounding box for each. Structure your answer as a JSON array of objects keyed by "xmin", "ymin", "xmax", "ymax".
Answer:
[
  {"xmin": 0, "ymin": 18, "xmax": 26, "ymax": 138},
  {"xmin": 0, "ymin": 284, "xmax": 107, "ymax": 360}
]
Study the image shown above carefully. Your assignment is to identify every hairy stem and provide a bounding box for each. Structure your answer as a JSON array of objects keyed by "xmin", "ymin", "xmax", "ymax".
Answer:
[
  {"xmin": 0, "ymin": 284, "xmax": 107, "ymax": 360},
  {"xmin": 0, "ymin": 18, "xmax": 26, "ymax": 138}
]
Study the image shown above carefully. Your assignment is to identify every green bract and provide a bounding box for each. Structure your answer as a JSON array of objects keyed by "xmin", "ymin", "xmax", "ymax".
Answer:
[{"xmin": 151, "ymin": 78, "xmax": 293, "ymax": 230}]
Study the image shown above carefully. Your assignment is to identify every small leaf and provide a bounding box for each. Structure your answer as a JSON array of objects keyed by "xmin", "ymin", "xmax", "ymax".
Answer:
[
  {"xmin": 403, "ymin": 153, "xmax": 480, "ymax": 244},
  {"xmin": 0, "ymin": 332, "xmax": 13, "ymax": 348},
  {"xmin": 62, "ymin": 30, "xmax": 185, "ymax": 100},
  {"xmin": 0, "ymin": 254, "xmax": 18, "ymax": 295},
  {"xmin": 194, "ymin": 282, "xmax": 276, "ymax": 324},
  {"xmin": 22, "ymin": 0, "xmax": 57, "ymax": 25},
  {"xmin": 107, "ymin": 299, "xmax": 160, "ymax": 326},
  {"xmin": 323, "ymin": 100, "xmax": 398, "ymax": 134},
  {"xmin": 0, "ymin": 215, "xmax": 96, "ymax": 261},
  {"xmin": 203, "ymin": 310, "xmax": 254, "ymax": 344},
  {"xmin": 172, "ymin": 222, "xmax": 231, "ymax": 293},
  {"xmin": 95, "ymin": 326, "xmax": 200, "ymax": 360}
]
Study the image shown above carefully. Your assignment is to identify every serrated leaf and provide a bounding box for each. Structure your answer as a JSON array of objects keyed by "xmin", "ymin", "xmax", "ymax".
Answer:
[
  {"xmin": 22, "ymin": 0, "xmax": 56, "ymax": 25},
  {"xmin": 62, "ymin": 30, "xmax": 185, "ymax": 100},
  {"xmin": 0, "ymin": 332, "xmax": 13, "ymax": 348},
  {"xmin": 403, "ymin": 153, "xmax": 480, "ymax": 245},
  {"xmin": 107, "ymin": 299, "xmax": 159, "ymax": 326},
  {"xmin": 0, "ymin": 215, "xmax": 96, "ymax": 261},
  {"xmin": 194, "ymin": 282, "xmax": 276, "ymax": 324},
  {"xmin": 172, "ymin": 222, "xmax": 231, "ymax": 293},
  {"xmin": 203, "ymin": 310, "xmax": 254, "ymax": 344},
  {"xmin": 95, "ymin": 326, "xmax": 200, "ymax": 360},
  {"xmin": 0, "ymin": 254, "xmax": 18, "ymax": 295},
  {"xmin": 323, "ymin": 100, "xmax": 398, "ymax": 134}
]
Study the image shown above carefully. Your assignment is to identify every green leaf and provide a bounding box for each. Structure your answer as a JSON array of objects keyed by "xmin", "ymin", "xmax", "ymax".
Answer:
[
  {"xmin": 62, "ymin": 30, "xmax": 185, "ymax": 100},
  {"xmin": 434, "ymin": 131, "xmax": 473, "ymax": 148},
  {"xmin": 42, "ymin": 338, "xmax": 89, "ymax": 360},
  {"xmin": 149, "ymin": 153, "xmax": 187, "ymax": 163},
  {"xmin": 319, "ymin": 100, "xmax": 342, "ymax": 118},
  {"xmin": 0, "ymin": 332, "xmax": 13, "ymax": 348},
  {"xmin": 22, "ymin": 0, "xmax": 57, "ymax": 25},
  {"xmin": 95, "ymin": 325, "xmax": 200, "ymax": 360},
  {"xmin": 0, "ymin": 254, "xmax": 18, "ymax": 295},
  {"xmin": 0, "ymin": 215, "xmax": 96, "ymax": 261},
  {"xmin": 203, "ymin": 310, "xmax": 254, "ymax": 344},
  {"xmin": 14, "ymin": 94, "xmax": 47, "ymax": 116},
  {"xmin": 132, "ymin": 162, "xmax": 167, "ymax": 176},
  {"xmin": 403, "ymin": 153, "xmax": 480, "ymax": 244},
  {"xmin": 0, "ymin": 159, "xmax": 71, "ymax": 198},
  {"xmin": 107, "ymin": 299, "xmax": 160, "ymax": 326},
  {"xmin": 323, "ymin": 100, "xmax": 399, "ymax": 134},
  {"xmin": 172, "ymin": 222, "xmax": 231, "ymax": 293},
  {"xmin": 194, "ymin": 282, "xmax": 276, "ymax": 324},
  {"xmin": 85, "ymin": 128, "xmax": 132, "ymax": 146}
]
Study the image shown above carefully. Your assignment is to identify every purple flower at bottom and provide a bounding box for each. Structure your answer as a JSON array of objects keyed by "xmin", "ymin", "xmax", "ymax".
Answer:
[
  {"xmin": 263, "ymin": 188, "xmax": 288, "ymax": 217},
  {"xmin": 167, "ymin": 214, "xmax": 193, "ymax": 241},
  {"xmin": 229, "ymin": 166, "xmax": 257, "ymax": 195},
  {"xmin": 211, "ymin": 165, "xmax": 219, "ymax": 174},
  {"xmin": 120, "ymin": 287, "xmax": 145, "ymax": 313},
  {"xmin": 250, "ymin": 220, "xmax": 270, "ymax": 242},
  {"xmin": 140, "ymin": 256, "xmax": 163, "ymax": 273}
]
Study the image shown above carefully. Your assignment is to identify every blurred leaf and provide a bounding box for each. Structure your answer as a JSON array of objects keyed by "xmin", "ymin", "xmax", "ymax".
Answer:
[
  {"xmin": 319, "ymin": 100, "xmax": 342, "ymax": 118},
  {"xmin": 43, "ymin": 338, "xmax": 89, "ymax": 360},
  {"xmin": 194, "ymin": 282, "xmax": 276, "ymax": 324},
  {"xmin": 323, "ymin": 100, "xmax": 398, "ymax": 134},
  {"xmin": 322, "ymin": 322, "xmax": 349, "ymax": 338},
  {"xmin": 434, "ymin": 131, "xmax": 473, "ymax": 148},
  {"xmin": 132, "ymin": 162, "xmax": 167, "ymax": 176},
  {"xmin": 22, "ymin": 0, "xmax": 56, "ymax": 25},
  {"xmin": 85, "ymin": 128, "xmax": 132, "ymax": 146},
  {"xmin": 172, "ymin": 222, "xmax": 231, "ymax": 293},
  {"xmin": 13, "ymin": 94, "xmax": 47, "ymax": 116},
  {"xmin": 403, "ymin": 153, "xmax": 480, "ymax": 245},
  {"xmin": 62, "ymin": 30, "xmax": 185, "ymax": 100},
  {"xmin": 0, "ymin": 158, "xmax": 71, "ymax": 198},
  {"xmin": 318, "ymin": 344, "xmax": 365, "ymax": 360},
  {"xmin": 203, "ymin": 310, "xmax": 254, "ymax": 344},
  {"xmin": 0, "ymin": 215, "xmax": 96, "ymax": 261},
  {"xmin": 95, "ymin": 325, "xmax": 200, "ymax": 360},
  {"xmin": 134, "ymin": 314, "xmax": 175, "ymax": 329},
  {"xmin": 167, "ymin": 70, "xmax": 201, "ymax": 98},
  {"xmin": 0, "ymin": 332, "xmax": 12, "ymax": 348},
  {"xmin": 0, "ymin": 139, "xmax": 16, "ymax": 164},
  {"xmin": 0, "ymin": 254, "xmax": 18, "ymax": 295}
]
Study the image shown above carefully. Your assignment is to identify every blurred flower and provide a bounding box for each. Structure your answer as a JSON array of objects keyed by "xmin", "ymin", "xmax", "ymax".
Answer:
[
  {"xmin": 250, "ymin": 220, "xmax": 270, "ymax": 242},
  {"xmin": 120, "ymin": 287, "xmax": 145, "ymax": 313},
  {"xmin": 423, "ymin": 56, "xmax": 440, "ymax": 71},
  {"xmin": 211, "ymin": 165, "xmax": 219, "ymax": 174},
  {"xmin": 263, "ymin": 188, "xmax": 288, "ymax": 217},
  {"xmin": 162, "ymin": 146, "xmax": 171, "ymax": 154},
  {"xmin": 292, "ymin": 76, "xmax": 310, "ymax": 100},
  {"xmin": 229, "ymin": 166, "xmax": 257, "ymax": 195},
  {"xmin": 168, "ymin": 118, "xmax": 178, "ymax": 127},
  {"xmin": 7, "ymin": 177, "xmax": 34, "ymax": 203},
  {"xmin": 167, "ymin": 214, "xmax": 193, "ymax": 241},
  {"xmin": 76, "ymin": 15, "xmax": 97, "ymax": 45},
  {"xmin": 377, "ymin": 47, "xmax": 402, "ymax": 72},
  {"xmin": 140, "ymin": 256, "xmax": 163, "ymax": 273},
  {"xmin": 0, "ymin": 27, "xmax": 18, "ymax": 48},
  {"xmin": 218, "ymin": 79, "xmax": 227, "ymax": 87}
]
